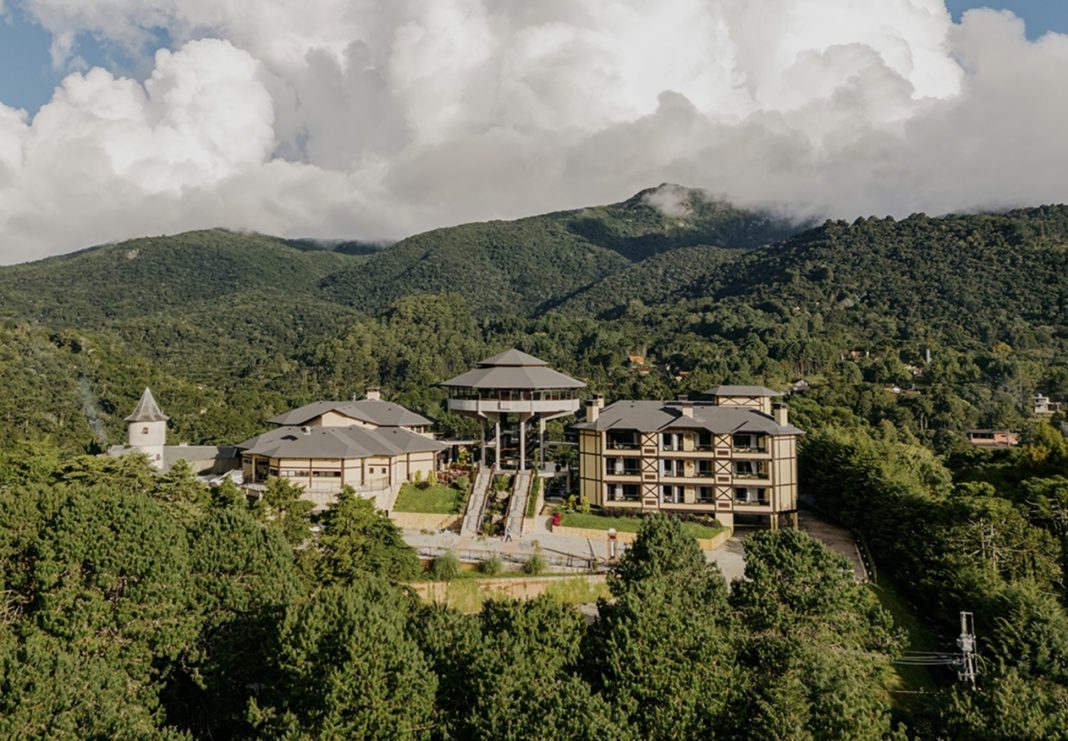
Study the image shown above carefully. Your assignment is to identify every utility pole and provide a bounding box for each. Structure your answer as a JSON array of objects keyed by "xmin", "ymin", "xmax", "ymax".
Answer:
[{"xmin": 956, "ymin": 611, "xmax": 978, "ymax": 689}]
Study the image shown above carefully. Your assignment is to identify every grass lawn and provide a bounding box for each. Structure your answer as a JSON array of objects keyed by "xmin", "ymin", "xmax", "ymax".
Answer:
[
  {"xmin": 867, "ymin": 576, "xmax": 940, "ymax": 696},
  {"xmin": 560, "ymin": 512, "xmax": 724, "ymax": 539},
  {"xmin": 393, "ymin": 483, "xmax": 462, "ymax": 514}
]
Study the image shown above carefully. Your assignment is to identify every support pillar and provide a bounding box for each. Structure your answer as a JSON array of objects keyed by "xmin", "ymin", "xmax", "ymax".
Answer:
[
  {"xmin": 790, "ymin": 511, "xmax": 799, "ymax": 530},
  {"xmin": 480, "ymin": 419, "xmax": 487, "ymax": 466},
  {"xmin": 539, "ymin": 418, "xmax": 546, "ymax": 470},
  {"xmin": 494, "ymin": 420, "xmax": 501, "ymax": 472},
  {"xmin": 519, "ymin": 419, "xmax": 527, "ymax": 471}
]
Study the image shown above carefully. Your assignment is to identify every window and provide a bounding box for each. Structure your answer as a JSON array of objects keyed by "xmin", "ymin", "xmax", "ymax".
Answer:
[
  {"xmin": 660, "ymin": 432, "xmax": 681, "ymax": 451},
  {"xmin": 697, "ymin": 486, "xmax": 714, "ymax": 503},
  {"xmin": 734, "ymin": 487, "xmax": 768, "ymax": 504},
  {"xmin": 734, "ymin": 461, "xmax": 767, "ymax": 478},
  {"xmin": 141, "ymin": 426, "xmax": 149, "ymax": 434},
  {"xmin": 660, "ymin": 459, "xmax": 683, "ymax": 477},
  {"xmin": 609, "ymin": 484, "xmax": 640, "ymax": 502},
  {"xmin": 696, "ymin": 461, "xmax": 714, "ymax": 478},
  {"xmin": 696, "ymin": 432, "xmax": 713, "ymax": 451},
  {"xmin": 732, "ymin": 433, "xmax": 766, "ymax": 452},
  {"xmin": 608, "ymin": 431, "xmax": 640, "ymax": 450},
  {"xmin": 662, "ymin": 485, "xmax": 682, "ymax": 504}
]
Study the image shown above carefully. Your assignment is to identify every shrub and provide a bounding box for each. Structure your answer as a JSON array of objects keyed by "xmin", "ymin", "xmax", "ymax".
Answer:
[
  {"xmin": 522, "ymin": 550, "xmax": 546, "ymax": 576},
  {"xmin": 453, "ymin": 475, "xmax": 470, "ymax": 492},
  {"xmin": 479, "ymin": 556, "xmax": 502, "ymax": 576},
  {"xmin": 430, "ymin": 551, "xmax": 462, "ymax": 581}
]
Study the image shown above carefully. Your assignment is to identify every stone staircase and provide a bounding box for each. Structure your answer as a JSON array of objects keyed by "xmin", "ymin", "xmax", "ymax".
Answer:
[
  {"xmin": 460, "ymin": 467, "xmax": 492, "ymax": 536},
  {"xmin": 503, "ymin": 469, "xmax": 532, "ymax": 540}
]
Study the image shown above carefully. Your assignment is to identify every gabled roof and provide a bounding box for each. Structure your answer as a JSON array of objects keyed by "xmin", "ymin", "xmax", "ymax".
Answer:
[
  {"xmin": 441, "ymin": 348, "xmax": 586, "ymax": 390},
  {"xmin": 125, "ymin": 388, "xmax": 169, "ymax": 423},
  {"xmin": 267, "ymin": 400, "xmax": 433, "ymax": 428},
  {"xmin": 572, "ymin": 400, "xmax": 803, "ymax": 436},
  {"xmin": 704, "ymin": 385, "xmax": 783, "ymax": 398},
  {"xmin": 238, "ymin": 425, "xmax": 447, "ymax": 459}
]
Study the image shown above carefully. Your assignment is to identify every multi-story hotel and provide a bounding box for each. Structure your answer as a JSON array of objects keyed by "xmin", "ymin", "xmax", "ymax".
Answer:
[{"xmin": 573, "ymin": 386, "xmax": 803, "ymax": 529}]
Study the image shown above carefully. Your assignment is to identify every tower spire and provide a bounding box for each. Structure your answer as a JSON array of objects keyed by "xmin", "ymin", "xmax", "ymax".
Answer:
[{"xmin": 125, "ymin": 388, "xmax": 169, "ymax": 423}]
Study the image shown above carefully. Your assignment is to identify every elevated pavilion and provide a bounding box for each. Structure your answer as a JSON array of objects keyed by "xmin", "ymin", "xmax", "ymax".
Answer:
[{"xmin": 441, "ymin": 349, "xmax": 585, "ymax": 470}]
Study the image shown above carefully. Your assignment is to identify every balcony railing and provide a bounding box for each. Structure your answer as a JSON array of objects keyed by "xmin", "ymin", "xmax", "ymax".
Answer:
[{"xmin": 734, "ymin": 470, "xmax": 769, "ymax": 480}]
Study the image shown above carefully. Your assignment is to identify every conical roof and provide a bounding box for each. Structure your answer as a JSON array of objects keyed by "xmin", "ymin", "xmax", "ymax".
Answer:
[
  {"xmin": 441, "ymin": 349, "xmax": 585, "ymax": 390},
  {"xmin": 479, "ymin": 349, "xmax": 548, "ymax": 367},
  {"xmin": 125, "ymin": 388, "xmax": 169, "ymax": 423}
]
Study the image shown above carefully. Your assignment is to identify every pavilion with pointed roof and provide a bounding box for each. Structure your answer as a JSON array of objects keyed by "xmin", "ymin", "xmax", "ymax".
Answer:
[{"xmin": 441, "ymin": 349, "xmax": 585, "ymax": 470}]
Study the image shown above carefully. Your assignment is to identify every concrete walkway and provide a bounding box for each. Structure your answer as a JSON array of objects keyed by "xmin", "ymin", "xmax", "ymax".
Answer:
[{"xmin": 401, "ymin": 506, "xmax": 862, "ymax": 584}]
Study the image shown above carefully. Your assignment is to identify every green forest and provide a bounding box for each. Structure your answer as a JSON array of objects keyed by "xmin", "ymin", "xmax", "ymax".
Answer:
[{"xmin": 2, "ymin": 187, "xmax": 1068, "ymax": 737}]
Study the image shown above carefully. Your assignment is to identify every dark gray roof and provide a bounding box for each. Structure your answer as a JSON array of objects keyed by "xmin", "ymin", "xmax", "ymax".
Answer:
[
  {"xmin": 572, "ymin": 401, "xmax": 803, "ymax": 436},
  {"xmin": 125, "ymin": 388, "xmax": 169, "ymax": 423},
  {"xmin": 704, "ymin": 385, "xmax": 783, "ymax": 398},
  {"xmin": 441, "ymin": 348, "xmax": 585, "ymax": 390},
  {"xmin": 238, "ymin": 426, "xmax": 446, "ymax": 459},
  {"xmin": 267, "ymin": 400, "xmax": 433, "ymax": 428},
  {"xmin": 479, "ymin": 349, "xmax": 548, "ymax": 366}
]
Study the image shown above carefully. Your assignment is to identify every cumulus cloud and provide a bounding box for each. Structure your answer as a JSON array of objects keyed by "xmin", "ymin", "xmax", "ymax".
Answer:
[{"xmin": 0, "ymin": 0, "xmax": 1066, "ymax": 263}]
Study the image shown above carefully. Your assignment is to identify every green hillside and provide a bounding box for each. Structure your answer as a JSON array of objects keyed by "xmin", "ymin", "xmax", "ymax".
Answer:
[
  {"xmin": 320, "ymin": 186, "xmax": 801, "ymax": 316},
  {"xmin": 693, "ymin": 207, "xmax": 1068, "ymax": 338},
  {"xmin": 550, "ymin": 244, "xmax": 738, "ymax": 316},
  {"xmin": 0, "ymin": 229, "xmax": 361, "ymax": 327},
  {"xmin": 0, "ymin": 193, "xmax": 1067, "ymax": 453}
]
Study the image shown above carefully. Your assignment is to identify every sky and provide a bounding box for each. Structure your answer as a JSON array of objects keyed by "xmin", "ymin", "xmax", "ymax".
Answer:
[{"xmin": 0, "ymin": 1, "xmax": 1067, "ymax": 264}]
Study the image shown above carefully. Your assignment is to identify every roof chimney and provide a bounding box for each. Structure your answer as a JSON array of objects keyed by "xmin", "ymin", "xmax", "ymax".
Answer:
[
  {"xmin": 365, "ymin": 387, "xmax": 381, "ymax": 401},
  {"xmin": 594, "ymin": 394, "xmax": 605, "ymax": 410},
  {"xmin": 586, "ymin": 399, "xmax": 600, "ymax": 423},
  {"xmin": 676, "ymin": 395, "xmax": 694, "ymax": 418},
  {"xmin": 774, "ymin": 404, "xmax": 789, "ymax": 427}
]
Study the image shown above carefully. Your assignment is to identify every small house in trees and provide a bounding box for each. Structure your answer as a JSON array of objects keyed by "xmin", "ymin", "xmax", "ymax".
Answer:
[
  {"xmin": 107, "ymin": 387, "xmax": 238, "ymax": 473},
  {"xmin": 966, "ymin": 429, "xmax": 1020, "ymax": 449},
  {"xmin": 573, "ymin": 386, "xmax": 803, "ymax": 529},
  {"xmin": 238, "ymin": 390, "xmax": 447, "ymax": 509}
]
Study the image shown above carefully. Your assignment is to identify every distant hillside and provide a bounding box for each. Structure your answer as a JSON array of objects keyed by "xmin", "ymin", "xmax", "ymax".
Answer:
[
  {"xmin": 320, "ymin": 185, "xmax": 802, "ymax": 316},
  {"xmin": 550, "ymin": 245, "xmax": 739, "ymax": 316},
  {"xmin": 0, "ymin": 229, "xmax": 361, "ymax": 327},
  {"xmin": 697, "ymin": 207, "xmax": 1068, "ymax": 331}
]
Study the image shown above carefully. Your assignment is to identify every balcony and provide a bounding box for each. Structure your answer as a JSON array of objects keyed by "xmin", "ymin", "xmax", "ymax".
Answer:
[
  {"xmin": 448, "ymin": 396, "xmax": 581, "ymax": 416},
  {"xmin": 607, "ymin": 484, "xmax": 641, "ymax": 502},
  {"xmin": 733, "ymin": 466, "xmax": 769, "ymax": 480},
  {"xmin": 607, "ymin": 433, "xmax": 641, "ymax": 451}
]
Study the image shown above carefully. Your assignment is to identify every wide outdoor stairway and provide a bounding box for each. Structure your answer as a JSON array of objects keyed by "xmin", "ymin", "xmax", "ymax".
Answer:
[
  {"xmin": 503, "ymin": 469, "xmax": 532, "ymax": 540},
  {"xmin": 460, "ymin": 467, "xmax": 493, "ymax": 536}
]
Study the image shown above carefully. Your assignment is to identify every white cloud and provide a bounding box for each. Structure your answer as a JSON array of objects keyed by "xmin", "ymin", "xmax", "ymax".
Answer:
[{"xmin": 0, "ymin": 1, "xmax": 1065, "ymax": 263}]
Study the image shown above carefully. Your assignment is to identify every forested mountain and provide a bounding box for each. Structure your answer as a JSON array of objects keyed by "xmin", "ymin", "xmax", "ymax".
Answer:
[
  {"xmin": 0, "ymin": 229, "xmax": 360, "ymax": 327},
  {"xmin": 0, "ymin": 191, "xmax": 1066, "ymax": 456},
  {"xmin": 320, "ymin": 185, "xmax": 802, "ymax": 315}
]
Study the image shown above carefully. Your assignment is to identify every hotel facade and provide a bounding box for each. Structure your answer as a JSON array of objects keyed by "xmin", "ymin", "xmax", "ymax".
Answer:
[{"xmin": 573, "ymin": 386, "xmax": 803, "ymax": 529}]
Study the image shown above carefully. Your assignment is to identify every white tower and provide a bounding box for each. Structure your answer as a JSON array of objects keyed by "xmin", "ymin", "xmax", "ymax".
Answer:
[{"xmin": 126, "ymin": 388, "xmax": 169, "ymax": 469}]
